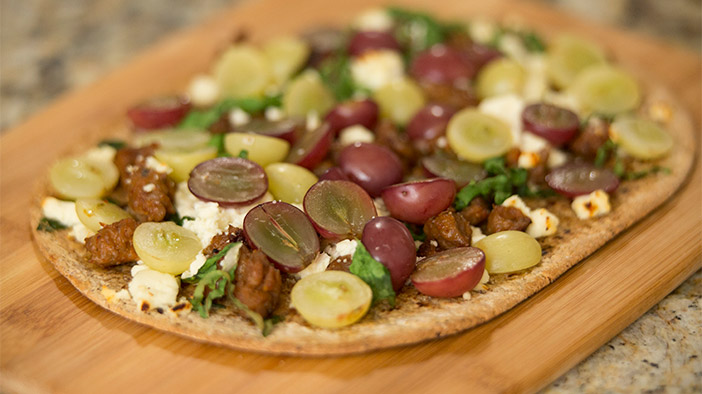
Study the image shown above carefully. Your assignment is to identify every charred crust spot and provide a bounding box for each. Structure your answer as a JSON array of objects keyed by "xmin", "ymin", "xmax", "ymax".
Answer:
[
  {"xmin": 156, "ymin": 307, "xmax": 164, "ymax": 314},
  {"xmin": 140, "ymin": 301, "xmax": 150, "ymax": 312},
  {"xmin": 171, "ymin": 303, "xmax": 186, "ymax": 311}
]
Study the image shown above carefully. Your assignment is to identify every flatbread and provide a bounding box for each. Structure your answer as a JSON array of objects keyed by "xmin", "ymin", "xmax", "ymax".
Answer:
[{"xmin": 30, "ymin": 78, "xmax": 696, "ymax": 356}]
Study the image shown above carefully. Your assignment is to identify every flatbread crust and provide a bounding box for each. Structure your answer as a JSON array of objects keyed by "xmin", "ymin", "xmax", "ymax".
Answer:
[{"xmin": 30, "ymin": 81, "xmax": 696, "ymax": 356}]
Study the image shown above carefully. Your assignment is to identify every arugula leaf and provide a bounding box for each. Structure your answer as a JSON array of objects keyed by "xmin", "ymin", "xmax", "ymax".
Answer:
[
  {"xmin": 624, "ymin": 165, "xmax": 670, "ymax": 180},
  {"xmin": 521, "ymin": 31, "xmax": 546, "ymax": 52},
  {"xmin": 98, "ymin": 139, "xmax": 127, "ymax": 150},
  {"xmin": 36, "ymin": 217, "xmax": 68, "ymax": 232},
  {"xmin": 454, "ymin": 157, "xmax": 533, "ymax": 209},
  {"xmin": 594, "ymin": 140, "xmax": 617, "ymax": 167},
  {"xmin": 178, "ymin": 95, "xmax": 282, "ymax": 130},
  {"xmin": 237, "ymin": 150, "xmax": 249, "ymax": 159},
  {"xmin": 263, "ymin": 315, "xmax": 284, "ymax": 337},
  {"xmin": 388, "ymin": 7, "xmax": 448, "ymax": 59},
  {"xmin": 185, "ymin": 242, "xmax": 238, "ymax": 283},
  {"xmin": 349, "ymin": 242, "xmax": 395, "ymax": 307},
  {"xmin": 318, "ymin": 50, "xmax": 356, "ymax": 102},
  {"xmin": 208, "ymin": 134, "xmax": 231, "ymax": 157}
]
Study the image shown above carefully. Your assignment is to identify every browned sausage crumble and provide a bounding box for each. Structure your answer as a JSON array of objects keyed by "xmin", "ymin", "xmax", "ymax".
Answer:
[
  {"xmin": 85, "ymin": 218, "xmax": 139, "ymax": 267},
  {"xmin": 486, "ymin": 206, "xmax": 531, "ymax": 234},
  {"xmin": 234, "ymin": 246, "xmax": 282, "ymax": 318}
]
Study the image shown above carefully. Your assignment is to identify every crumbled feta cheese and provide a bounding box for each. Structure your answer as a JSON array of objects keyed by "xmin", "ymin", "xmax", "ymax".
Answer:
[
  {"xmin": 219, "ymin": 242, "xmax": 243, "ymax": 272},
  {"xmin": 42, "ymin": 197, "xmax": 95, "ymax": 243},
  {"xmin": 296, "ymin": 252, "xmax": 331, "ymax": 279},
  {"xmin": 325, "ymin": 239, "xmax": 358, "ymax": 260},
  {"xmin": 180, "ymin": 252, "xmax": 207, "ymax": 280},
  {"xmin": 187, "ymin": 74, "xmax": 220, "ymax": 107},
  {"xmin": 436, "ymin": 136, "xmax": 448, "ymax": 148},
  {"xmin": 306, "ymin": 110, "xmax": 320, "ymax": 131},
  {"xmin": 264, "ymin": 106, "xmax": 284, "ymax": 121},
  {"xmin": 463, "ymin": 267, "xmax": 490, "ymax": 299},
  {"xmin": 498, "ymin": 33, "xmax": 528, "ymax": 63},
  {"xmin": 478, "ymin": 93, "xmax": 525, "ymax": 145},
  {"xmin": 144, "ymin": 156, "xmax": 172, "ymax": 174},
  {"xmin": 471, "ymin": 226, "xmax": 486, "ymax": 244},
  {"xmin": 526, "ymin": 208, "xmax": 559, "ymax": 238},
  {"xmin": 572, "ymin": 190, "xmax": 611, "ymax": 220},
  {"xmin": 228, "ymin": 107, "xmax": 251, "ymax": 127},
  {"xmin": 42, "ymin": 197, "xmax": 81, "ymax": 227},
  {"xmin": 338, "ymin": 125, "xmax": 375, "ymax": 146},
  {"xmin": 548, "ymin": 148, "xmax": 568, "ymax": 168},
  {"xmin": 83, "ymin": 145, "xmax": 117, "ymax": 164},
  {"xmin": 373, "ymin": 198, "xmax": 389, "ymax": 216},
  {"xmin": 175, "ymin": 182, "xmax": 272, "ymax": 246},
  {"xmin": 350, "ymin": 50, "xmax": 404, "ymax": 91},
  {"xmin": 128, "ymin": 266, "xmax": 180, "ymax": 312},
  {"xmin": 517, "ymin": 151, "xmax": 541, "ymax": 169},
  {"xmin": 469, "ymin": 19, "xmax": 497, "ymax": 44},
  {"xmin": 353, "ymin": 8, "xmax": 393, "ymax": 31},
  {"xmin": 142, "ymin": 183, "xmax": 156, "ymax": 193},
  {"xmin": 501, "ymin": 195, "xmax": 559, "ymax": 238}
]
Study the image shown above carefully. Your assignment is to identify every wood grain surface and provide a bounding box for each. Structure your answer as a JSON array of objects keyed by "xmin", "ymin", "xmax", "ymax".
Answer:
[{"xmin": 1, "ymin": 0, "xmax": 700, "ymax": 392}]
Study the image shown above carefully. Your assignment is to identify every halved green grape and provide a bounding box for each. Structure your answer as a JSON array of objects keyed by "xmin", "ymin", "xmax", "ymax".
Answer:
[
  {"xmin": 290, "ymin": 271, "xmax": 372, "ymax": 329},
  {"xmin": 224, "ymin": 132, "xmax": 291, "ymax": 167},
  {"xmin": 75, "ymin": 198, "xmax": 132, "ymax": 232},
  {"xmin": 446, "ymin": 109, "xmax": 513, "ymax": 163},
  {"xmin": 373, "ymin": 78, "xmax": 425, "ymax": 126},
  {"xmin": 265, "ymin": 163, "xmax": 318, "ymax": 204},
  {"xmin": 133, "ymin": 222, "xmax": 201, "ymax": 275},
  {"xmin": 475, "ymin": 58, "xmax": 525, "ymax": 99},
  {"xmin": 134, "ymin": 129, "xmax": 211, "ymax": 151},
  {"xmin": 546, "ymin": 34, "xmax": 606, "ymax": 89},
  {"xmin": 83, "ymin": 155, "xmax": 120, "ymax": 193},
  {"xmin": 569, "ymin": 65, "xmax": 640, "ymax": 116},
  {"xmin": 283, "ymin": 70, "xmax": 335, "ymax": 118},
  {"xmin": 49, "ymin": 157, "xmax": 110, "ymax": 199},
  {"xmin": 610, "ymin": 116, "xmax": 673, "ymax": 160},
  {"xmin": 473, "ymin": 230, "xmax": 541, "ymax": 274},
  {"xmin": 154, "ymin": 146, "xmax": 217, "ymax": 182},
  {"xmin": 214, "ymin": 44, "xmax": 272, "ymax": 99},
  {"xmin": 263, "ymin": 36, "xmax": 311, "ymax": 85}
]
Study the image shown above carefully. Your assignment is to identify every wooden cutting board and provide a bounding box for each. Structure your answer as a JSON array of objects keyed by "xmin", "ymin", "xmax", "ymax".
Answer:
[{"xmin": 1, "ymin": 0, "xmax": 700, "ymax": 392}]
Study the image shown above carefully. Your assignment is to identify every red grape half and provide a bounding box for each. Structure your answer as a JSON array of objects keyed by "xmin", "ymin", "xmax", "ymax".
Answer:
[
  {"xmin": 381, "ymin": 178, "xmax": 456, "ymax": 224},
  {"xmin": 127, "ymin": 96, "xmax": 191, "ymax": 130},
  {"xmin": 411, "ymin": 247, "xmax": 486, "ymax": 298},
  {"xmin": 522, "ymin": 103, "xmax": 580, "ymax": 146},
  {"xmin": 338, "ymin": 142, "xmax": 403, "ymax": 197},
  {"xmin": 362, "ymin": 217, "xmax": 417, "ymax": 291},
  {"xmin": 188, "ymin": 157, "xmax": 268, "ymax": 206},
  {"xmin": 545, "ymin": 163, "xmax": 619, "ymax": 198}
]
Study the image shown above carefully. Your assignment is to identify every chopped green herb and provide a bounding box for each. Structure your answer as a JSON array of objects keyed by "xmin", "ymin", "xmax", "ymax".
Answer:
[
  {"xmin": 624, "ymin": 166, "xmax": 670, "ymax": 180},
  {"xmin": 208, "ymin": 133, "xmax": 231, "ymax": 157},
  {"xmin": 98, "ymin": 139, "xmax": 127, "ymax": 150},
  {"xmin": 388, "ymin": 7, "xmax": 448, "ymax": 59},
  {"xmin": 349, "ymin": 241, "xmax": 395, "ymax": 307},
  {"xmin": 454, "ymin": 157, "xmax": 539, "ymax": 209},
  {"xmin": 178, "ymin": 95, "xmax": 281, "ymax": 130},
  {"xmin": 263, "ymin": 315, "xmax": 284, "ymax": 337},
  {"xmin": 318, "ymin": 49, "xmax": 356, "ymax": 102},
  {"xmin": 166, "ymin": 212, "xmax": 194, "ymax": 226},
  {"xmin": 237, "ymin": 150, "xmax": 249, "ymax": 159},
  {"xmin": 594, "ymin": 140, "xmax": 617, "ymax": 168},
  {"xmin": 36, "ymin": 217, "xmax": 68, "ymax": 232},
  {"xmin": 521, "ymin": 31, "xmax": 546, "ymax": 52},
  {"xmin": 184, "ymin": 242, "xmax": 239, "ymax": 283}
]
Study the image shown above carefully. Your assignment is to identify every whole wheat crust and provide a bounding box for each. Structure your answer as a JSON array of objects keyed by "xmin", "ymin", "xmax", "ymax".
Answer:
[{"xmin": 30, "ymin": 83, "xmax": 696, "ymax": 356}]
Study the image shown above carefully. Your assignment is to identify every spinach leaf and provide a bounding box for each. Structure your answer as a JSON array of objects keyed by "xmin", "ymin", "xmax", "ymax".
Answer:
[
  {"xmin": 349, "ymin": 241, "xmax": 395, "ymax": 307},
  {"xmin": 318, "ymin": 50, "xmax": 356, "ymax": 102},
  {"xmin": 36, "ymin": 217, "xmax": 68, "ymax": 232}
]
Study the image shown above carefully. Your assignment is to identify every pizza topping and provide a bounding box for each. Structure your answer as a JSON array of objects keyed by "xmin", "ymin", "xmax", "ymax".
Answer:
[
  {"xmin": 126, "ymin": 96, "xmax": 191, "ymax": 130},
  {"xmin": 291, "ymin": 270, "xmax": 372, "ymax": 328},
  {"xmin": 407, "ymin": 103, "xmax": 456, "ymax": 153},
  {"xmin": 361, "ymin": 217, "xmax": 416, "ymax": 292},
  {"xmin": 571, "ymin": 189, "xmax": 611, "ymax": 220},
  {"xmin": 75, "ymin": 198, "xmax": 132, "ymax": 232},
  {"xmin": 128, "ymin": 265, "xmax": 181, "ymax": 312},
  {"xmin": 545, "ymin": 163, "xmax": 619, "ymax": 198},
  {"xmin": 223, "ymin": 132, "xmax": 291, "ymax": 167},
  {"xmin": 337, "ymin": 142, "xmax": 404, "ymax": 197},
  {"xmin": 50, "ymin": 153, "xmax": 119, "ymax": 200},
  {"xmin": 569, "ymin": 116, "xmax": 610, "ymax": 159},
  {"xmin": 233, "ymin": 246, "xmax": 282, "ymax": 318},
  {"xmin": 188, "ymin": 157, "xmax": 268, "ymax": 207},
  {"xmin": 214, "ymin": 44, "xmax": 272, "ymax": 99},
  {"xmin": 486, "ymin": 205, "xmax": 531, "ymax": 234},
  {"xmin": 421, "ymin": 151, "xmax": 487, "ymax": 188},
  {"xmin": 85, "ymin": 218, "xmax": 139, "ymax": 267},
  {"xmin": 569, "ymin": 65, "xmax": 641, "ymax": 116},
  {"xmin": 187, "ymin": 75, "xmax": 220, "ymax": 108},
  {"xmin": 126, "ymin": 162, "xmax": 176, "ymax": 222},
  {"xmin": 447, "ymin": 108, "xmax": 513, "ymax": 163},
  {"xmin": 262, "ymin": 36, "xmax": 310, "ymax": 86},
  {"xmin": 348, "ymin": 31, "xmax": 401, "ymax": 57},
  {"xmin": 474, "ymin": 230, "xmax": 542, "ymax": 274},
  {"xmin": 348, "ymin": 241, "xmax": 396, "ymax": 306},
  {"xmin": 475, "ymin": 58, "xmax": 525, "ymax": 99},
  {"xmin": 412, "ymin": 247, "xmax": 486, "ymax": 298},
  {"xmin": 303, "ymin": 180, "xmax": 377, "ymax": 239},
  {"xmin": 285, "ymin": 122, "xmax": 334, "ymax": 170},
  {"xmin": 545, "ymin": 34, "xmax": 606, "ymax": 90},
  {"xmin": 132, "ymin": 222, "xmax": 201, "ymax": 275},
  {"xmin": 522, "ymin": 103, "xmax": 579, "ymax": 146},
  {"xmin": 325, "ymin": 98, "xmax": 379, "ymax": 136},
  {"xmin": 609, "ymin": 116, "xmax": 674, "ymax": 160},
  {"xmin": 243, "ymin": 201, "xmax": 320, "ymax": 273},
  {"xmin": 381, "ymin": 178, "xmax": 456, "ymax": 224},
  {"xmin": 422, "ymin": 208, "xmax": 473, "ymax": 250},
  {"xmin": 460, "ymin": 196, "xmax": 492, "ymax": 225}
]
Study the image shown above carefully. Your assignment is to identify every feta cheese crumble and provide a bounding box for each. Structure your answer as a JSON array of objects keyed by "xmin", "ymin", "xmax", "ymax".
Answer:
[
  {"xmin": 144, "ymin": 156, "xmax": 172, "ymax": 174},
  {"xmin": 350, "ymin": 50, "xmax": 404, "ymax": 91},
  {"xmin": 41, "ymin": 197, "xmax": 94, "ymax": 244},
  {"xmin": 501, "ymin": 195, "xmax": 559, "ymax": 238},
  {"xmin": 571, "ymin": 190, "xmax": 611, "ymax": 219},
  {"xmin": 338, "ymin": 125, "xmax": 375, "ymax": 146},
  {"xmin": 187, "ymin": 75, "xmax": 220, "ymax": 107},
  {"xmin": 229, "ymin": 107, "xmax": 251, "ymax": 127},
  {"xmin": 128, "ymin": 265, "xmax": 180, "ymax": 312},
  {"xmin": 353, "ymin": 8, "xmax": 393, "ymax": 31}
]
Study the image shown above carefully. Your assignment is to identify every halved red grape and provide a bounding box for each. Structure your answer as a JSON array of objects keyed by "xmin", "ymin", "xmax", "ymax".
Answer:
[
  {"xmin": 188, "ymin": 157, "xmax": 268, "ymax": 206},
  {"xmin": 243, "ymin": 201, "xmax": 320, "ymax": 273},
  {"xmin": 237, "ymin": 118, "xmax": 299, "ymax": 144},
  {"xmin": 459, "ymin": 42, "xmax": 502, "ymax": 71},
  {"xmin": 411, "ymin": 247, "xmax": 486, "ymax": 298},
  {"xmin": 348, "ymin": 31, "xmax": 401, "ymax": 57},
  {"xmin": 338, "ymin": 142, "xmax": 403, "ymax": 197},
  {"xmin": 361, "ymin": 217, "xmax": 416, "ymax": 291},
  {"xmin": 127, "ymin": 96, "xmax": 191, "ymax": 130},
  {"xmin": 286, "ymin": 122, "xmax": 334, "ymax": 170},
  {"xmin": 545, "ymin": 163, "xmax": 619, "ymax": 198},
  {"xmin": 324, "ymin": 99, "xmax": 379, "ymax": 136},
  {"xmin": 319, "ymin": 167, "xmax": 350, "ymax": 181},
  {"xmin": 381, "ymin": 178, "xmax": 456, "ymax": 224},
  {"xmin": 303, "ymin": 180, "xmax": 377, "ymax": 239},
  {"xmin": 406, "ymin": 103, "xmax": 456, "ymax": 142},
  {"xmin": 410, "ymin": 45, "xmax": 476, "ymax": 84},
  {"xmin": 421, "ymin": 152, "xmax": 487, "ymax": 188},
  {"xmin": 522, "ymin": 103, "xmax": 580, "ymax": 146}
]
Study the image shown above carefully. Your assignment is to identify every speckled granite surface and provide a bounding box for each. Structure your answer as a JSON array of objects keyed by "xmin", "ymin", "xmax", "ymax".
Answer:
[{"xmin": 1, "ymin": 0, "xmax": 700, "ymax": 392}]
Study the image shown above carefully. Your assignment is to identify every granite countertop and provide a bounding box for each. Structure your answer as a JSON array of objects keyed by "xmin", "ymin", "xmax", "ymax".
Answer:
[{"xmin": 1, "ymin": 0, "xmax": 700, "ymax": 392}]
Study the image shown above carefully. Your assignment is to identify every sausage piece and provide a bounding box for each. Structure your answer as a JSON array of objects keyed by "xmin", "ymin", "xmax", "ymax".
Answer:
[
  {"xmin": 234, "ymin": 246, "xmax": 282, "ymax": 318},
  {"xmin": 203, "ymin": 225, "xmax": 245, "ymax": 258},
  {"xmin": 569, "ymin": 117, "xmax": 609, "ymax": 158},
  {"xmin": 486, "ymin": 206, "xmax": 531, "ymax": 234},
  {"xmin": 423, "ymin": 208, "xmax": 473, "ymax": 250},
  {"xmin": 85, "ymin": 218, "xmax": 139, "ymax": 267},
  {"xmin": 459, "ymin": 197, "xmax": 491, "ymax": 226}
]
